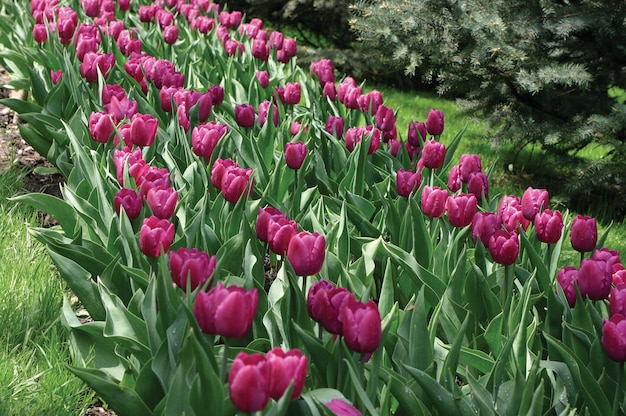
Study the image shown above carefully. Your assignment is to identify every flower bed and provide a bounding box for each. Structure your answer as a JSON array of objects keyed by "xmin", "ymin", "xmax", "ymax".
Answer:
[{"xmin": 0, "ymin": 0, "xmax": 624, "ymax": 415}]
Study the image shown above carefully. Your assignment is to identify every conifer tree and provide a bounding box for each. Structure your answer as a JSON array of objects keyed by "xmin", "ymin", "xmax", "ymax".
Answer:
[{"xmin": 350, "ymin": 1, "xmax": 626, "ymax": 155}]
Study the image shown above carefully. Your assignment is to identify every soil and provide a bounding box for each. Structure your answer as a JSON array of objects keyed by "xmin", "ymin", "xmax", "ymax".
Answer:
[{"xmin": 0, "ymin": 67, "xmax": 117, "ymax": 416}]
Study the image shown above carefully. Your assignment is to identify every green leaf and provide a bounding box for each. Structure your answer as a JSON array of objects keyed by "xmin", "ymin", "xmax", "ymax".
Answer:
[
  {"xmin": 544, "ymin": 332, "xmax": 612, "ymax": 415},
  {"xmin": 66, "ymin": 365, "xmax": 153, "ymax": 416},
  {"xmin": 10, "ymin": 193, "xmax": 79, "ymax": 237}
]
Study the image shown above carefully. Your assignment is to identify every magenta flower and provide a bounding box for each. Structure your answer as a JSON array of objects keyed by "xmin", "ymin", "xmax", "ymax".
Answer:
[
  {"xmin": 408, "ymin": 121, "xmax": 427, "ymax": 147},
  {"xmin": 139, "ymin": 216, "xmax": 175, "ymax": 257},
  {"xmin": 610, "ymin": 285, "xmax": 626, "ymax": 317},
  {"xmin": 421, "ymin": 139, "xmax": 446, "ymax": 169},
  {"xmin": 284, "ymin": 141, "xmax": 307, "ymax": 170},
  {"xmin": 192, "ymin": 122, "xmax": 228, "ymax": 163},
  {"xmin": 325, "ymin": 116, "xmax": 344, "ymax": 139},
  {"xmin": 287, "ymin": 231, "xmax": 326, "ymax": 276},
  {"xmin": 163, "ymin": 25, "xmax": 179, "ymax": 44},
  {"xmin": 340, "ymin": 298, "xmax": 382, "ymax": 354},
  {"xmin": 556, "ymin": 266, "xmax": 578, "ymax": 308},
  {"xmin": 521, "ymin": 187, "xmax": 549, "ymax": 221},
  {"xmin": 447, "ymin": 165, "xmax": 462, "ymax": 192},
  {"xmin": 471, "ymin": 212, "xmax": 500, "ymax": 247},
  {"xmin": 375, "ymin": 105, "xmax": 395, "ymax": 132},
  {"xmin": 266, "ymin": 347, "xmax": 308, "ymax": 400},
  {"xmin": 221, "ymin": 166, "xmax": 254, "ymax": 203},
  {"xmin": 80, "ymin": 52, "xmax": 115, "ymax": 83},
  {"xmin": 252, "ymin": 38, "xmax": 270, "ymax": 61},
  {"xmin": 534, "ymin": 209, "xmax": 564, "ymax": 244},
  {"xmin": 256, "ymin": 206, "xmax": 288, "ymax": 243},
  {"xmin": 267, "ymin": 218, "xmax": 298, "ymax": 256},
  {"xmin": 258, "ymin": 100, "xmax": 279, "ymax": 127},
  {"xmin": 89, "ymin": 111, "xmax": 116, "ymax": 144},
  {"xmin": 283, "ymin": 82, "xmax": 301, "ymax": 105},
  {"xmin": 146, "ymin": 186, "xmax": 178, "ymax": 220},
  {"xmin": 570, "ymin": 214, "xmax": 597, "ymax": 253},
  {"xmin": 602, "ymin": 314, "xmax": 626, "ymax": 362},
  {"xmin": 425, "ymin": 108, "xmax": 444, "ymax": 136},
  {"xmin": 210, "ymin": 158, "xmax": 236, "ymax": 190},
  {"xmin": 325, "ymin": 398, "xmax": 363, "ymax": 416},
  {"xmin": 228, "ymin": 352, "xmax": 270, "ymax": 413},
  {"xmin": 130, "ymin": 113, "xmax": 158, "ymax": 147},
  {"xmin": 235, "ymin": 104, "xmax": 256, "ymax": 128},
  {"xmin": 488, "ymin": 230, "xmax": 519, "ymax": 265},
  {"xmin": 458, "ymin": 154, "xmax": 482, "ymax": 183},
  {"xmin": 446, "ymin": 193, "xmax": 478, "ymax": 228},
  {"xmin": 578, "ymin": 256, "xmax": 614, "ymax": 301},
  {"xmin": 319, "ymin": 287, "xmax": 355, "ymax": 335},
  {"xmin": 396, "ymin": 168, "xmax": 422, "ymax": 197},
  {"xmin": 194, "ymin": 282, "xmax": 258, "ymax": 338},
  {"xmin": 255, "ymin": 70, "xmax": 269, "ymax": 88},
  {"xmin": 169, "ymin": 247, "xmax": 216, "ymax": 291},
  {"xmin": 307, "ymin": 279, "xmax": 336, "ymax": 323},
  {"xmin": 421, "ymin": 186, "xmax": 448, "ymax": 218},
  {"xmin": 357, "ymin": 90, "xmax": 383, "ymax": 115},
  {"xmin": 113, "ymin": 188, "xmax": 143, "ymax": 220},
  {"xmin": 310, "ymin": 59, "xmax": 335, "ymax": 85}
]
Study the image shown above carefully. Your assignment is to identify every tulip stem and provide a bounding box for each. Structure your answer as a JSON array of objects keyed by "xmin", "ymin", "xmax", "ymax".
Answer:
[
  {"xmin": 613, "ymin": 361, "xmax": 624, "ymax": 416},
  {"xmin": 221, "ymin": 339, "xmax": 230, "ymax": 384},
  {"xmin": 502, "ymin": 264, "xmax": 514, "ymax": 333},
  {"xmin": 359, "ymin": 353, "xmax": 366, "ymax": 388},
  {"xmin": 337, "ymin": 336, "xmax": 344, "ymax": 389},
  {"xmin": 302, "ymin": 275, "xmax": 307, "ymax": 297}
]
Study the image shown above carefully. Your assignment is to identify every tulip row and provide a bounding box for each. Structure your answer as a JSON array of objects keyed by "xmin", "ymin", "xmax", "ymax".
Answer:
[{"xmin": 2, "ymin": 0, "xmax": 626, "ymax": 414}]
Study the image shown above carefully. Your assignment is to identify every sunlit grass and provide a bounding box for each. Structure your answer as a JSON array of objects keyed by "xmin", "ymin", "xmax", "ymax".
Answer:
[{"xmin": 0, "ymin": 167, "xmax": 93, "ymax": 415}]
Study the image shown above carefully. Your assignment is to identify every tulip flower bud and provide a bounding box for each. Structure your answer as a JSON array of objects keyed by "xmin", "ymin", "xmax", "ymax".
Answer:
[
  {"xmin": 488, "ymin": 230, "xmax": 519, "ymax": 265},
  {"xmin": 266, "ymin": 348, "xmax": 308, "ymax": 400},
  {"xmin": 577, "ymin": 257, "xmax": 612, "ymax": 301},
  {"xmin": 340, "ymin": 298, "xmax": 382, "ymax": 354},
  {"xmin": 192, "ymin": 122, "xmax": 228, "ymax": 163},
  {"xmin": 267, "ymin": 218, "xmax": 298, "ymax": 255},
  {"xmin": 602, "ymin": 314, "xmax": 626, "ymax": 362},
  {"xmin": 270, "ymin": 31, "xmax": 284, "ymax": 49},
  {"xmin": 137, "ymin": 166, "xmax": 171, "ymax": 197},
  {"xmin": 89, "ymin": 111, "xmax": 116, "ymax": 144},
  {"xmin": 357, "ymin": 90, "xmax": 383, "ymax": 115},
  {"xmin": 325, "ymin": 399, "xmax": 363, "ymax": 416},
  {"xmin": 75, "ymin": 33, "xmax": 98, "ymax": 62},
  {"xmin": 556, "ymin": 266, "xmax": 578, "ymax": 308},
  {"xmin": 256, "ymin": 206, "xmax": 287, "ymax": 243},
  {"xmin": 322, "ymin": 82, "xmax": 337, "ymax": 100},
  {"xmin": 258, "ymin": 100, "xmax": 279, "ymax": 127},
  {"xmin": 446, "ymin": 193, "xmax": 477, "ymax": 228},
  {"xmin": 421, "ymin": 139, "xmax": 446, "ymax": 170},
  {"xmin": 130, "ymin": 113, "xmax": 158, "ymax": 147},
  {"xmin": 521, "ymin": 187, "xmax": 549, "ymax": 221},
  {"xmin": 570, "ymin": 214, "xmax": 597, "ymax": 253},
  {"xmin": 592, "ymin": 247, "xmax": 622, "ymax": 272},
  {"xmin": 498, "ymin": 195, "xmax": 530, "ymax": 233},
  {"xmin": 114, "ymin": 188, "xmax": 143, "ymax": 220},
  {"xmin": 319, "ymin": 287, "xmax": 355, "ymax": 335},
  {"xmin": 146, "ymin": 186, "xmax": 178, "ymax": 220},
  {"xmin": 534, "ymin": 209, "xmax": 564, "ymax": 244},
  {"xmin": 421, "ymin": 186, "xmax": 448, "ymax": 218},
  {"xmin": 163, "ymin": 25, "xmax": 178, "ymax": 44},
  {"xmin": 342, "ymin": 86, "xmax": 362, "ymax": 110},
  {"xmin": 396, "ymin": 168, "xmax": 421, "ymax": 198},
  {"xmin": 284, "ymin": 142, "xmax": 307, "ymax": 170},
  {"xmin": 50, "ymin": 70, "xmax": 63, "ymax": 85},
  {"xmin": 307, "ymin": 279, "xmax": 336, "ymax": 322},
  {"xmin": 425, "ymin": 108, "xmax": 444, "ymax": 136},
  {"xmin": 228, "ymin": 352, "xmax": 270, "ymax": 412},
  {"xmin": 610, "ymin": 284, "xmax": 626, "ymax": 317},
  {"xmin": 290, "ymin": 121, "xmax": 307, "ymax": 136},
  {"xmin": 471, "ymin": 212, "xmax": 500, "ymax": 247},
  {"xmin": 210, "ymin": 158, "xmax": 236, "ymax": 190},
  {"xmin": 458, "ymin": 154, "xmax": 482, "ymax": 183},
  {"xmin": 208, "ymin": 85, "xmax": 224, "ymax": 106},
  {"xmin": 278, "ymin": 38, "xmax": 297, "ymax": 62},
  {"xmin": 33, "ymin": 24, "xmax": 48, "ymax": 43},
  {"xmin": 310, "ymin": 59, "xmax": 335, "ymax": 85},
  {"xmin": 169, "ymin": 247, "xmax": 216, "ymax": 291},
  {"xmin": 325, "ymin": 116, "xmax": 344, "ymax": 139},
  {"xmin": 375, "ymin": 105, "xmax": 395, "ymax": 132},
  {"xmin": 139, "ymin": 216, "xmax": 175, "ymax": 257},
  {"xmin": 255, "ymin": 70, "xmax": 269, "ymax": 88},
  {"xmin": 252, "ymin": 38, "xmax": 269, "ymax": 61},
  {"xmin": 221, "ymin": 166, "xmax": 254, "ymax": 203},
  {"xmin": 287, "ymin": 231, "xmax": 326, "ymax": 277},
  {"xmin": 447, "ymin": 165, "xmax": 462, "ymax": 192},
  {"xmin": 406, "ymin": 122, "xmax": 426, "ymax": 149},
  {"xmin": 614, "ymin": 269, "xmax": 626, "ymax": 286},
  {"xmin": 235, "ymin": 104, "xmax": 255, "ymax": 128},
  {"xmin": 104, "ymin": 96, "xmax": 138, "ymax": 123},
  {"xmin": 345, "ymin": 126, "xmax": 380, "ymax": 154},
  {"xmin": 283, "ymin": 82, "xmax": 301, "ymax": 105},
  {"xmin": 194, "ymin": 282, "xmax": 258, "ymax": 338}
]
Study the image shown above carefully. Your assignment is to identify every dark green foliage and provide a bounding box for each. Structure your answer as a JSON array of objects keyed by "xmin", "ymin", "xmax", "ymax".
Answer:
[{"xmin": 350, "ymin": 0, "xmax": 626, "ymax": 218}]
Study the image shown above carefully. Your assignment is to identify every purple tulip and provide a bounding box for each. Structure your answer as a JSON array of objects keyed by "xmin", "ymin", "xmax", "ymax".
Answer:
[
  {"xmin": 556, "ymin": 266, "xmax": 578, "ymax": 308},
  {"xmin": 420, "ymin": 139, "xmax": 446, "ymax": 169},
  {"xmin": 114, "ymin": 188, "xmax": 143, "ymax": 220},
  {"xmin": 489, "ymin": 230, "xmax": 519, "ymax": 265},
  {"xmin": 396, "ymin": 168, "xmax": 422, "ymax": 197},
  {"xmin": 194, "ymin": 282, "xmax": 258, "ymax": 338},
  {"xmin": 340, "ymin": 298, "xmax": 382, "ymax": 354},
  {"xmin": 610, "ymin": 284, "xmax": 626, "ymax": 317},
  {"xmin": 146, "ymin": 186, "xmax": 178, "ymax": 220},
  {"xmin": 319, "ymin": 287, "xmax": 355, "ymax": 335},
  {"xmin": 307, "ymin": 279, "xmax": 336, "ymax": 323},
  {"xmin": 192, "ymin": 122, "xmax": 228, "ymax": 163},
  {"xmin": 130, "ymin": 113, "xmax": 158, "ymax": 147},
  {"xmin": 471, "ymin": 212, "xmax": 500, "ymax": 247},
  {"xmin": 139, "ymin": 216, "xmax": 175, "ymax": 257},
  {"xmin": 221, "ymin": 166, "xmax": 254, "ymax": 203},
  {"xmin": 169, "ymin": 247, "xmax": 216, "ymax": 291},
  {"xmin": 534, "ymin": 209, "xmax": 564, "ymax": 244},
  {"xmin": 521, "ymin": 187, "xmax": 549, "ymax": 221},
  {"xmin": 577, "ymin": 257, "xmax": 612, "ymax": 301},
  {"xmin": 458, "ymin": 154, "xmax": 482, "ymax": 183},
  {"xmin": 325, "ymin": 399, "xmax": 363, "ymax": 416},
  {"xmin": 570, "ymin": 214, "xmax": 597, "ymax": 253},
  {"xmin": 287, "ymin": 231, "xmax": 326, "ymax": 276},
  {"xmin": 446, "ymin": 193, "xmax": 478, "ymax": 228},
  {"xmin": 325, "ymin": 116, "xmax": 344, "ymax": 139},
  {"xmin": 425, "ymin": 108, "xmax": 444, "ymax": 136},
  {"xmin": 421, "ymin": 186, "xmax": 448, "ymax": 218},
  {"xmin": 266, "ymin": 347, "xmax": 308, "ymax": 400},
  {"xmin": 285, "ymin": 142, "xmax": 307, "ymax": 170},
  {"xmin": 228, "ymin": 352, "xmax": 270, "ymax": 412},
  {"xmin": 602, "ymin": 314, "xmax": 626, "ymax": 362},
  {"xmin": 89, "ymin": 111, "xmax": 116, "ymax": 144},
  {"xmin": 267, "ymin": 218, "xmax": 298, "ymax": 256}
]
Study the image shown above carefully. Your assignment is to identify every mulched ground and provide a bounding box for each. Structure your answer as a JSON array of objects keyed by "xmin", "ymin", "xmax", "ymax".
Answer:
[{"xmin": 0, "ymin": 66, "xmax": 117, "ymax": 416}]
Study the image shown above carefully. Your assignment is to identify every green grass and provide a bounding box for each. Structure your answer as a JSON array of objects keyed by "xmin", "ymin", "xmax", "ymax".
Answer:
[{"xmin": 0, "ymin": 167, "xmax": 93, "ymax": 415}]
